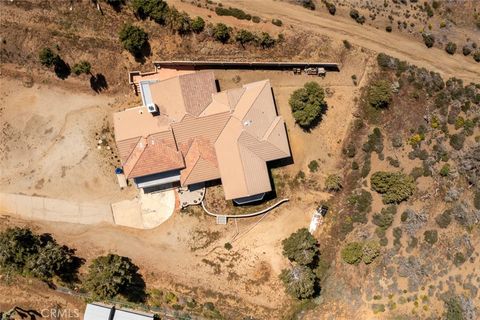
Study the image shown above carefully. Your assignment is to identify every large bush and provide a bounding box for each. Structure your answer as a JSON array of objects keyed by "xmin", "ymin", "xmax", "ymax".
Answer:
[
  {"xmin": 445, "ymin": 42, "xmax": 457, "ymax": 55},
  {"xmin": 191, "ymin": 16, "xmax": 205, "ymax": 33},
  {"xmin": 39, "ymin": 48, "xmax": 57, "ymax": 67},
  {"xmin": 325, "ymin": 174, "xmax": 342, "ymax": 192},
  {"xmin": 215, "ymin": 6, "xmax": 251, "ymax": 20},
  {"xmin": 131, "ymin": 0, "xmax": 169, "ymax": 24},
  {"xmin": 370, "ymin": 171, "xmax": 415, "ymax": 204},
  {"xmin": 341, "ymin": 242, "xmax": 363, "ymax": 264},
  {"xmin": 422, "ymin": 33, "xmax": 435, "ymax": 48},
  {"xmin": 119, "ymin": 24, "xmax": 148, "ymax": 57},
  {"xmin": 282, "ymin": 228, "xmax": 318, "ymax": 265},
  {"xmin": 279, "ymin": 265, "xmax": 316, "ymax": 299},
  {"xmin": 235, "ymin": 29, "xmax": 255, "ymax": 47},
  {"xmin": 72, "ymin": 61, "xmax": 91, "ymax": 75},
  {"xmin": 289, "ymin": 82, "xmax": 327, "ymax": 129},
  {"xmin": 84, "ymin": 254, "xmax": 145, "ymax": 301},
  {"xmin": 368, "ymin": 80, "xmax": 393, "ymax": 108},
  {"xmin": 372, "ymin": 205, "xmax": 397, "ymax": 230},
  {"xmin": 212, "ymin": 23, "xmax": 231, "ymax": 43}
]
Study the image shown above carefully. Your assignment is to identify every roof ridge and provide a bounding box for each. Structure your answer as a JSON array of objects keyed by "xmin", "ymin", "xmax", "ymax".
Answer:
[
  {"xmin": 239, "ymin": 130, "xmax": 285, "ymax": 161},
  {"xmin": 232, "ymin": 80, "xmax": 269, "ymax": 122},
  {"xmin": 124, "ymin": 137, "xmax": 148, "ymax": 178}
]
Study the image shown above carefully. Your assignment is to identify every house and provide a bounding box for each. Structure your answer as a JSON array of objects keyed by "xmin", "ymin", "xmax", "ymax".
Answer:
[
  {"xmin": 83, "ymin": 303, "xmax": 154, "ymax": 320},
  {"xmin": 114, "ymin": 69, "xmax": 291, "ymax": 204}
]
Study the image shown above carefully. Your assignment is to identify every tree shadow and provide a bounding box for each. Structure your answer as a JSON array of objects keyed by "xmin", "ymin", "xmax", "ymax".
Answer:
[
  {"xmin": 90, "ymin": 73, "xmax": 109, "ymax": 92},
  {"xmin": 121, "ymin": 269, "xmax": 147, "ymax": 303},
  {"xmin": 53, "ymin": 57, "xmax": 71, "ymax": 79},
  {"xmin": 133, "ymin": 41, "xmax": 151, "ymax": 64}
]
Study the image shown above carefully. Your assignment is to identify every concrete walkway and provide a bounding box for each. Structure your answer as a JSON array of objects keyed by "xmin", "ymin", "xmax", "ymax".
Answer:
[{"xmin": 0, "ymin": 192, "xmax": 114, "ymax": 224}]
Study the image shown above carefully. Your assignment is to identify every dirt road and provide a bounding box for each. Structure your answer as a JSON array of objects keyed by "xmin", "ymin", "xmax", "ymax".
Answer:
[{"xmin": 172, "ymin": 0, "xmax": 479, "ymax": 83}]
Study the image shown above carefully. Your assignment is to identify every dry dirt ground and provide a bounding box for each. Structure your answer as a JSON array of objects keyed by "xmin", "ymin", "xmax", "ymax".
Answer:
[{"xmin": 1, "ymin": 0, "xmax": 479, "ymax": 319}]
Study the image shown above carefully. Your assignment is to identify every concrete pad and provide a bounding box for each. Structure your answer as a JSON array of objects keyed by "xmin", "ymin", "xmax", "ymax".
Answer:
[
  {"xmin": 111, "ymin": 199, "xmax": 144, "ymax": 229},
  {"xmin": 111, "ymin": 190, "xmax": 176, "ymax": 229}
]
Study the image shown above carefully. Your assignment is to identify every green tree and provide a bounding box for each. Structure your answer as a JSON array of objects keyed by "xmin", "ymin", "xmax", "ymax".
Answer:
[
  {"xmin": 235, "ymin": 29, "xmax": 255, "ymax": 48},
  {"xmin": 39, "ymin": 48, "xmax": 57, "ymax": 67},
  {"xmin": 370, "ymin": 171, "xmax": 415, "ymax": 204},
  {"xmin": 341, "ymin": 242, "xmax": 363, "ymax": 264},
  {"xmin": 26, "ymin": 238, "xmax": 76, "ymax": 280},
  {"xmin": 191, "ymin": 16, "xmax": 205, "ymax": 33},
  {"xmin": 167, "ymin": 8, "xmax": 192, "ymax": 35},
  {"xmin": 368, "ymin": 80, "xmax": 392, "ymax": 108},
  {"xmin": 0, "ymin": 228, "xmax": 40, "ymax": 272},
  {"xmin": 119, "ymin": 24, "xmax": 148, "ymax": 57},
  {"xmin": 212, "ymin": 23, "xmax": 231, "ymax": 43},
  {"xmin": 84, "ymin": 254, "xmax": 143, "ymax": 300},
  {"xmin": 131, "ymin": 0, "xmax": 169, "ymax": 24},
  {"xmin": 72, "ymin": 61, "xmax": 91, "ymax": 75},
  {"xmin": 282, "ymin": 228, "xmax": 318, "ymax": 265},
  {"xmin": 258, "ymin": 32, "xmax": 275, "ymax": 48},
  {"xmin": 289, "ymin": 81, "xmax": 327, "ymax": 129},
  {"xmin": 279, "ymin": 265, "xmax": 316, "ymax": 299}
]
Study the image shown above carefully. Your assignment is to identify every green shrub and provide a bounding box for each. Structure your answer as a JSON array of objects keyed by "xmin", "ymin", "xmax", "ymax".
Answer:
[
  {"xmin": 325, "ymin": 174, "xmax": 342, "ymax": 192},
  {"xmin": 349, "ymin": 9, "xmax": 365, "ymax": 24},
  {"xmin": 258, "ymin": 32, "xmax": 275, "ymax": 48},
  {"xmin": 341, "ymin": 242, "xmax": 364, "ymax": 264},
  {"xmin": 410, "ymin": 167, "xmax": 424, "ymax": 180},
  {"xmin": 212, "ymin": 23, "xmax": 231, "ymax": 43},
  {"xmin": 215, "ymin": 6, "xmax": 251, "ymax": 20},
  {"xmin": 289, "ymin": 82, "xmax": 327, "ymax": 129},
  {"xmin": 224, "ymin": 242, "xmax": 232, "ymax": 250},
  {"xmin": 343, "ymin": 39, "xmax": 352, "ymax": 49},
  {"xmin": 191, "ymin": 16, "xmax": 205, "ymax": 33},
  {"xmin": 72, "ymin": 60, "xmax": 91, "ymax": 75},
  {"xmin": 301, "ymin": 0, "xmax": 315, "ymax": 10},
  {"xmin": 372, "ymin": 205, "xmax": 397, "ymax": 230},
  {"xmin": 279, "ymin": 266, "xmax": 316, "ymax": 299},
  {"xmin": 344, "ymin": 142, "xmax": 356, "ymax": 158},
  {"xmin": 131, "ymin": 0, "xmax": 169, "ymax": 24},
  {"xmin": 368, "ymin": 80, "xmax": 393, "ymax": 108},
  {"xmin": 361, "ymin": 156, "xmax": 372, "ymax": 178},
  {"xmin": 235, "ymin": 29, "xmax": 255, "ymax": 47},
  {"xmin": 348, "ymin": 189, "xmax": 372, "ymax": 216},
  {"xmin": 363, "ymin": 128, "xmax": 384, "ymax": 154},
  {"xmin": 423, "ymin": 230, "xmax": 438, "ymax": 245},
  {"xmin": 362, "ymin": 241, "xmax": 380, "ymax": 264},
  {"xmin": 462, "ymin": 45, "xmax": 472, "ymax": 56},
  {"xmin": 453, "ymin": 252, "xmax": 466, "ymax": 267},
  {"xmin": 324, "ymin": 2, "xmax": 336, "ymax": 15},
  {"xmin": 271, "ymin": 18, "xmax": 283, "ymax": 26},
  {"xmin": 282, "ymin": 228, "xmax": 319, "ymax": 265},
  {"xmin": 422, "ymin": 33, "xmax": 435, "ymax": 48},
  {"xmin": 444, "ymin": 297, "xmax": 464, "ymax": 319},
  {"xmin": 119, "ymin": 24, "xmax": 148, "ymax": 57},
  {"xmin": 251, "ymin": 16, "xmax": 261, "ymax": 23},
  {"xmin": 474, "ymin": 51, "xmax": 480, "ymax": 62},
  {"xmin": 435, "ymin": 209, "xmax": 452, "ymax": 228},
  {"xmin": 308, "ymin": 160, "xmax": 319, "ymax": 172},
  {"xmin": 449, "ymin": 133, "xmax": 465, "ymax": 150},
  {"xmin": 386, "ymin": 25, "xmax": 392, "ymax": 32},
  {"xmin": 370, "ymin": 171, "xmax": 415, "ymax": 204},
  {"xmin": 352, "ymin": 161, "xmax": 359, "ymax": 170},
  {"xmin": 439, "ymin": 163, "xmax": 450, "ymax": 177},
  {"xmin": 445, "ymin": 42, "xmax": 457, "ymax": 55},
  {"xmin": 167, "ymin": 8, "xmax": 192, "ymax": 35},
  {"xmin": 39, "ymin": 48, "xmax": 57, "ymax": 67}
]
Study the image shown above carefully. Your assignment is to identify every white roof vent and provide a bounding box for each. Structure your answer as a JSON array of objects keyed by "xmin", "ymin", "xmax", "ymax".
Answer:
[
  {"xmin": 243, "ymin": 120, "xmax": 252, "ymax": 127},
  {"xmin": 146, "ymin": 103, "xmax": 158, "ymax": 113}
]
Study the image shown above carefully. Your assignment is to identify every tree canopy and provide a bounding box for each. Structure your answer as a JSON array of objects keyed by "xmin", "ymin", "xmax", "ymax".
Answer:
[
  {"xmin": 131, "ymin": 0, "xmax": 169, "ymax": 24},
  {"xmin": 368, "ymin": 80, "xmax": 392, "ymax": 108},
  {"xmin": 279, "ymin": 265, "xmax": 316, "ymax": 299},
  {"xmin": 191, "ymin": 16, "xmax": 205, "ymax": 33},
  {"xmin": 84, "ymin": 254, "xmax": 145, "ymax": 301},
  {"xmin": 289, "ymin": 81, "xmax": 327, "ymax": 129},
  {"xmin": 235, "ymin": 29, "xmax": 255, "ymax": 47},
  {"xmin": 72, "ymin": 61, "xmax": 91, "ymax": 75},
  {"xmin": 119, "ymin": 24, "xmax": 148, "ymax": 57},
  {"xmin": 0, "ymin": 227, "xmax": 79, "ymax": 282},
  {"xmin": 282, "ymin": 228, "xmax": 319, "ymax": 265},
  {"xmin": 370, "ymin": 171, "xmax": 415, "ymax": 204},
  {"xmin": 212, "ymin": 23, "xmax": 231, "ymax": 43}
]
